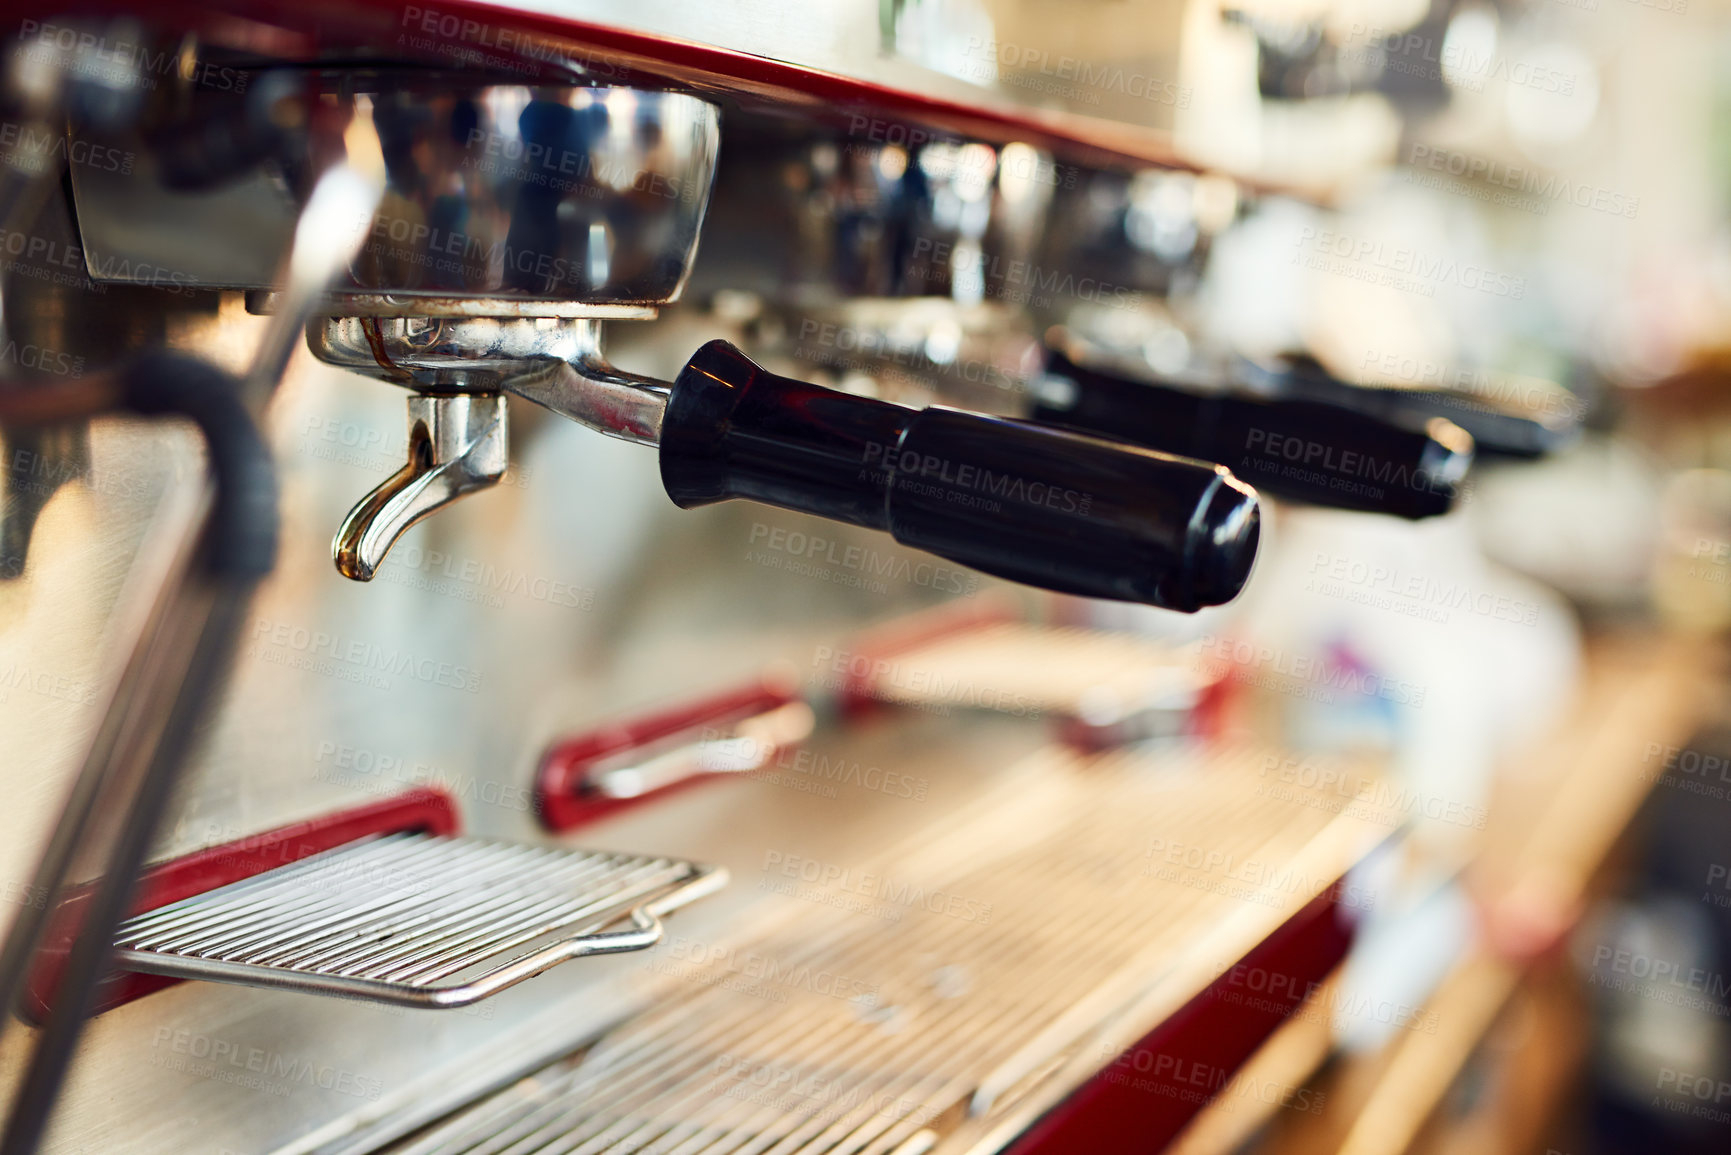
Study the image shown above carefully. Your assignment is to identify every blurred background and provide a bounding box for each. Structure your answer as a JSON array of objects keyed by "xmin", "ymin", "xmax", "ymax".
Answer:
[
  {"xmin": 657, "ymin": 1, "xmax": 1731, "ymax": 1149},
  {"xmin": 906, "ymin": 1, "xmax": 1731, "ymax": 1150}
]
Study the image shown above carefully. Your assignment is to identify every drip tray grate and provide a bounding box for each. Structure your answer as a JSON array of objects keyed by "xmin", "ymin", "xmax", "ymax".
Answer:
[
  {"xmin": 366, "ymin": 744, "xmax": 1398, "ymax": 1155},
  {"xmin": 112, "ymin": 833, "xmax": 724, "ymax": 1008}
]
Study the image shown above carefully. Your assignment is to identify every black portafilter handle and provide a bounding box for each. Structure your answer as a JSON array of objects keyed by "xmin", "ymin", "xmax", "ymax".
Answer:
[
  {"xmin": 1033, "ymin": 351, "xmax": 1475, "ymax": 520},
  {"xmin": 1266, "ymin": 354, "xmax": 1579, "ymax": 460},
  {"xmin": 658, "ymin": 341, "xmax": 1260, "ymax": 612}
]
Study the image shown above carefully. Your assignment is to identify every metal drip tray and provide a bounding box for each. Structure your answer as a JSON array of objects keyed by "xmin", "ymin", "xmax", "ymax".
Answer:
[
  {"xmin": 112, "ymin": 834, "xmax": 725, "ymax": 1008},
  {"xmin": 356, "ymin": 745, "xmax": 1399, "ymax": 1155}
]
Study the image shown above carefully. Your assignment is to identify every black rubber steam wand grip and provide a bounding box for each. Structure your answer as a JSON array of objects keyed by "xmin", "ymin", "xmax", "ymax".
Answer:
[
  {"xmin": 1034, "ymin": 351, "xmax": 1474, "ymax": 520},
  {"xmin": 658, "ymin": 340, "xmax": 1260, "ymax": 612}
]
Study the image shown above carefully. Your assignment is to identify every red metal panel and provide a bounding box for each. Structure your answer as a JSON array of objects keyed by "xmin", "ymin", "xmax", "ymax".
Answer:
[
  {"xmin": 536, "ymin": 677, "xmax": 803, "ymax": 831},
  {"xmin": 1007, "ymin": 886, "xmax": 1355, "ymax": 1154},
  {"xmin": 18, "ymin": 0, "xmax": 1201, "ymax": 174}
]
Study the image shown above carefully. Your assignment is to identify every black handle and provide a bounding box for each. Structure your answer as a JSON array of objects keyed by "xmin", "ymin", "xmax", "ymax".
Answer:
[
  {"xmin": 1034, "ymin": 352, "xmax": 1473, "ymax": 520},
  {"xmin": 659, "ymin": 341, "xmax": 1260, "ymax": 611},
  {"xmin": 1262, "ymin": 354, "xmax": 1580, "ymax": 460}
]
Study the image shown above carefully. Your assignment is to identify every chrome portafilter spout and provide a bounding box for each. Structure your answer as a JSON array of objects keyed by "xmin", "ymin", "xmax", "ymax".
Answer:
[
  {"xmin": 310, "ymin": 316, "xmax": 663, "ymax": 581},
  {"xmin": 331, "ymin": 392, "xmax": 508, "ymax": 582}
]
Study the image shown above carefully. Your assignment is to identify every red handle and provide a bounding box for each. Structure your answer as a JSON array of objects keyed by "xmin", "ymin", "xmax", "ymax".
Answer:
[{"xmin": 537, "ymin": 676, "xmax": 806, "ymax": 831}]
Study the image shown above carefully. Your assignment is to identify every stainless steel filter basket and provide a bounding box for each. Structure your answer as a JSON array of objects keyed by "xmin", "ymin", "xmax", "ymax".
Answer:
[{"xmin": 68, "ymin": 78, "xmax": 722, "ymax": 313}]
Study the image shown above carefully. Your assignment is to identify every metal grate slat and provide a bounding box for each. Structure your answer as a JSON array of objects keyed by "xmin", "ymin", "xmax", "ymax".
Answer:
[{"xmin": 113, "ymin": 833, "xmax": 724, "ymax": 1008}]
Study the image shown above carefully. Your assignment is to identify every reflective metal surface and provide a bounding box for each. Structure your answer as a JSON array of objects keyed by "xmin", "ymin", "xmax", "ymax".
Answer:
[
  {"xmin": 358, "ymin": 744, "xmax": 1393, "ymax": 1155},
  {"xmin": 71, "ymin": 83, "xmax": 721, "ymax": 310},
  {"xmin": 312, "ymin": 316, "xmax": 672, "ymax": 577},
  {"xmin": 333, "ymin": 394, "xmax": 508, "ymax": 582},
  {"xmin": 115, "ymin": 833, "xmax": 724, "ymax": 1008},
  {"xmin": 588, "ymin": 700, "xmax": 816, "ymax": 800},
  {"xmin": 697, "ymin": 135, "xmax": 1056, "ymax": 307},
  {"xmin": 308, "ymin": 317, "xmax": 670, "ymax": 445}
]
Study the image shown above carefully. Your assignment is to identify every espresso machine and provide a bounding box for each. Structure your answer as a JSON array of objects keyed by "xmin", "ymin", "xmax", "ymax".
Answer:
[{"xmin": 0, "ymin": 4, "xmax": 1573, "ymax": 1154}]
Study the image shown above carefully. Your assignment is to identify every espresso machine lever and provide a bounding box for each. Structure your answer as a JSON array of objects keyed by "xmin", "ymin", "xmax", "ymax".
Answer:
[
  {"xmin": 1033, "ymin": 347, "xmax": 1477, "ymax": 520},
  {"xmin": 312, "ymin": 316, "xmax": 1261, "ymax": 612},
  {"xmin": 60, "ymin": 75, "xmax": 1261, "ymax": 610},
  {"xmin": 651, "ymin": 341, "xmax": 1260, "ymax": 612}
]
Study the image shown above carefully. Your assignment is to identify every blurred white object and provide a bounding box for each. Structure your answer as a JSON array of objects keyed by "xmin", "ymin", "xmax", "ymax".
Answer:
[
  {"xmin": 1470, "ymin": 435, "xmax": 1666, "ymax": 610},
  {"xmin": 1230, "ymin": 503, "xmax": 1581, "ymax": 859},
  {"xmin": 1333, "ymin": 874, "xmax": 1474, "ymax": 1052}
]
